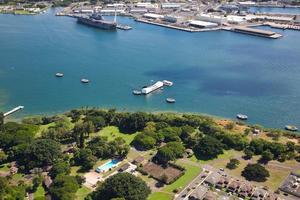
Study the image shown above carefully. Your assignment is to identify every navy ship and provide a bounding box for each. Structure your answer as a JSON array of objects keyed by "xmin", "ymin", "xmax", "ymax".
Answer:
[{"xmin": 77, "ymin": 13, "xmax": 117, "ymax": 30}]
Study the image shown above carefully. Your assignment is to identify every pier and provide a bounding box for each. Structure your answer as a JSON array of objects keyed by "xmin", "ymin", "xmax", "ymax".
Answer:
[
  {"xmin": 3, "ymin": 106, "xmax": 24, "ymax": 117},
  {"xmin": 265, "ymin": 22, "xmax": 300, "ymax": 31},
  {"xmin": 229, "ymin": 26, "xmax": 282, "ymax": 39},
  {"xmin": 135, "ymin": 18, "xmax": 221, "ymax": 33}
]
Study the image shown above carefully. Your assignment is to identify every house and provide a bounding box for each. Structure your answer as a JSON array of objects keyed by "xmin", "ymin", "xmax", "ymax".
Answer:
[
  {"xmin": 204, "ymin": 172, "xmax": 221, "ymax": 186},
  {"xmin": 227, "ymin": 180, "xmax": 240, "ymax": 193},
  {"xmin": 132, "ymin": 156, "xmax": 146, "ymax": 166},
  {"xmin": 203, "ymin": 191, "xmax": 217, "ymax": 200},
  {"xmin": 189, "ymin": 185, "xmax": 208, "ymax": 200},
  {"xmin": 119, "ymin": 163, "xmax": 130, "ymax": 172},
  {"xmin": 216, "ymin": 176, "xmax": 230, "ymax": 189},
  {"xmin": 251, "ymin": 188, "xmax": 268, "ymax": 200},
  {"xmin": 238, "ymin": 182, "xmax": 254, "ymax": 198}
]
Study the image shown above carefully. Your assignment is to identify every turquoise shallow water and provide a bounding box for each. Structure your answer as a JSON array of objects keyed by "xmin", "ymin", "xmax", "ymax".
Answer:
[{"xmin": 0, "ymin": 8, "xmax": 300, "ymax": 128}]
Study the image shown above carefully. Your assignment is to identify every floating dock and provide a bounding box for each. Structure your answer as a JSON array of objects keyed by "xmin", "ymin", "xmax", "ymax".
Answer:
[
  {"xmin": 3, "ymin": 106, "xmax": 24, "ymax": 117},
  {"xmin": 230, "ymin": 26, "xmax": 282, "ymax": 39}
]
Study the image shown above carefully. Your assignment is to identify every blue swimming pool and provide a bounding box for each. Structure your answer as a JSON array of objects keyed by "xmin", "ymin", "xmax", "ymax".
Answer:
[{"xmin": 96, "ymin": 159, "xmax": 119, "ymax": 173}]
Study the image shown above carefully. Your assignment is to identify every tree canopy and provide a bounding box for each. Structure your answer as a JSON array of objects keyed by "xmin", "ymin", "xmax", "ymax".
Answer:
[
  {"xmin": 89, "ymin": 173, "xmax": 150, "ymax": 200},
  {"xmin": 49, "ymin": 175, "xmax": 80, "ymax": 200},
  {"xmin": 193, "ymin": 136, "xmax": 223, "ymax": 160},
  {"xmin": 242, "ymin": 163, "xmax": 270, "ymax": 182}
]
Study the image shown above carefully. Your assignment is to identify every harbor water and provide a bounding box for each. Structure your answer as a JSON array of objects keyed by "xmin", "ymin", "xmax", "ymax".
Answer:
[{"xmin": 0, "ymin": 8, "xmax": 300, "ymax": 128}]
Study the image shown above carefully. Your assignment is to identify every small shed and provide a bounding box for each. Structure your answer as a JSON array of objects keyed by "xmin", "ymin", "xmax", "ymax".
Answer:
[{"xmin": 119, "ymin": 163, "xmax": 130, "ymax": 172}]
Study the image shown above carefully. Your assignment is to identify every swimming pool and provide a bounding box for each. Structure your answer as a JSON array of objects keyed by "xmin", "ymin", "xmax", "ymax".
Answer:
[{"xmin": 96, "ymin": 159, "xmax": 119, "ymax": 173}]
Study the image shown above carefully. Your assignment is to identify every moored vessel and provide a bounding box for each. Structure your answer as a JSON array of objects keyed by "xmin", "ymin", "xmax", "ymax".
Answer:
[
  {"xmin": 285, "ymin": 125, "xmax": 298, "ymax": 132},
  {"xmin": 55, "ymin": 73, "xmax": 64, "ymax": 77},
  {"xmin": 132, "ymin": 90, "xmax": 142, "ymax": 95},
  {"xmin": 163, "ymin": 80, "xmax": 173, "ymax": 86},
  {"xmin": 166, "ymin": 98, "xmax": 176, "ymax": 103},
  {"xmin": 236, "ymin": 114, "xmax": 248, "ymax": 120},
  {"xmin": 77, "ymin": 13, "xmax": 117, "ymax": 30},
  {"xmin": 81, "ymin": 79, "xmax": 90, "ymax": 83}
]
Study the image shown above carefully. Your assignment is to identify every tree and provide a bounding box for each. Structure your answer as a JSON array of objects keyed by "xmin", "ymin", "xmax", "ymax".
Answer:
[
  {"xmin": 73, "ymin": 121, "xmax": 94, "ymax": 148},
  {"xmin": 108, "ymin": 137, "xmax": 130, "ymax": 158},
  {"xmin": 132, "ymin": 134, "xmax": 156, "ymax": 150},
  {"xmin": 90, "ymin": 173, "xmax": 150, "ymax": 200},
  {"xmin": 242, "ymin": 164, "xmax": 270, "ymax": 182},
  {"xmin": 0, "ymin": 177, "xmax": 26, "ymax": 199},
  {"xmin": 260, "ymin": 150, "xmax": 274, "ymax": 163},
  {"xmin": 226, "ymin": 158, "xmax": 240, "ymax": 170},
  {"xmin": 154, "ymin": 142, "xmax": 184, "ymax": 164},
  {"xmin": 243, "ymin": 148, "xmax": 254, "ymax": 160},
  {"xmin": 73, "ymin": 148, "xmax": 96, "ymax": 171},
  {"xmin": 49, "ymin": 175, "xmax": 80, "ymax": 200},
  {"xmin": 49, "ymin": 160, "xmax": 71, "ymax": 179},
  {"xmin": 193, "ymin": 136, "xmax": 223, "ymax": 160},
  {"xmin": 17, "ymin": 139, "xmax": 62, "ymax": 170},
  {"xmin": 0, "ymin": 150, "xmax": 8, "ymax": 164},
  {"xmin": 84, "ymin": 116, "xmax": 106, "ymax": 131}
]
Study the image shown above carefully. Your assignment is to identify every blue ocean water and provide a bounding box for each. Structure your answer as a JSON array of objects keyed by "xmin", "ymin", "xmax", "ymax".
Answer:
[
  {"xmin": 249, "ymin": 6, "xmax": 300, "ymax": 14},
  {"xmin": 0, "ymin": 8, "xmax": 300, "ymax": 129}
]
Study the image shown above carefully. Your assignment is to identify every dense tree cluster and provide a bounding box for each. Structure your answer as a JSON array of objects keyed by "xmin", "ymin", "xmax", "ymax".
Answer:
[
  {"xmin": 49, "ymin": 175, "xmax": 80, "ymax": 200},
  {"xmin": 0, "ymin": 177, "xmax": 26, "ymax": 200},
  {"xmin": 87, "ymin": 136, "xmax": 129, "ymax": 159},
  {"xmin": 193, "ymin": 136, "xmax": 224, "ymax": 160},
  {"xmin": 88, "ymin": 173, "xmax": 150, "ymax": 200},
  {"xmin": 242, "ymin": 163, "xmax": 270, "ymax": 182},
  {"xmin": 226, "ymin": 158, "xmax": 240, "ymax": 170},
  {"xmin": 154, "ymin": 142, "xmax": 185, "ymax": 165}
]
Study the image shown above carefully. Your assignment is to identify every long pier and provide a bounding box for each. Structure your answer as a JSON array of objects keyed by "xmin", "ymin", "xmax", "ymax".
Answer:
[{"xmin": 3, "ymin": 106, "xmax": 24, "ymax": 117}]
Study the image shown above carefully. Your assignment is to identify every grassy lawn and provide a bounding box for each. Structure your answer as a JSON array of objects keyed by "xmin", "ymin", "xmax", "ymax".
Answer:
[
  {"xmin": 34, "ymin": 185, "xmax": 45, "ymax": 200},
  {"xmin": 76, "ymin": 186, "xmax": 92, "ymax": 200},
  {"xmin": 163, "ymin": 160, "xmax": 202, "ymax": 194},
  {"xmin": 0, "ymin": 163, "xmax": 10, "ymax": 173},
  {"xmin": 95, "ymin": 126, "xmax": 138, "ymax": 145},
  {"xmin": 148, "ymin": 192, "xmax": 173, "ymax": 200}
]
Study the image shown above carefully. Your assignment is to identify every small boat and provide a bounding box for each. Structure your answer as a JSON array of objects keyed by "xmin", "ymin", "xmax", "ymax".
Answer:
[
  {"xmin": 236, "ymin": 114, "xmax": 248, "ymax": 120},
  {"xmin": 163, "ymin": 80, "xmax": 173, "ymax": 86},
  {"xmin": 285, "ymin": 125, "xmax": 298, "ymax": 132},
  {"xmin": 166, "ymin": 98, "xmax": 176, "ymax": 103},
  {"xmin": 55, "ymin": 73, "xmax": 64, "ymax": 77},
  {"xmin": 132, "ymin": 90, "xmax": 142, "ymax": 95},
  {"xmin": 81, "ymin": 79, "xmax": 90, "ymax": 83}
]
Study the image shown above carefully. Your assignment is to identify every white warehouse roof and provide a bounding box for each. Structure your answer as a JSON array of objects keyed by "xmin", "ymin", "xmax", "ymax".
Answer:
[
  {"xmin": 189, "ymin": 20, "xmax": 218, "ymax": 28},
  {"xmin": 143, "ymin": 13, "xmax": 164, "ymax": 19}
]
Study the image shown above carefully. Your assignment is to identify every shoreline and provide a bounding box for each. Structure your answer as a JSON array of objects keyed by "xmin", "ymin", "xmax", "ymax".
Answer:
[{"xmin": 4, "ymin": 106, "xmax": 298, "ymax": 134}]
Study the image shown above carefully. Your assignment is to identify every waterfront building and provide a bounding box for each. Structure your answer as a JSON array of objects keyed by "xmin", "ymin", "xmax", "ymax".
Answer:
[
  {"xmin": 136, "ymin": 2, "xmax": 158, "ymax": 9},
  {"xmin": 197, "ymin": 14, "xmax": 226, "ymax": 24},
  {"xmin": 143, "ymin": 13, "xmax": 164, "ymax": 20},
  {"xmin": 100, "ymin": 9, "xmax": 126, "ymax": 15},
  {"xmin": 189, "ymin": 20, "xmax": 219, "ymax": 28},
  {"xmin": 130, "ymin": 8, "xmax": 148, "ymax": 14},
  {"xmin": 161, "ymin": 3, "xmax": 182, "ymax": 9}
]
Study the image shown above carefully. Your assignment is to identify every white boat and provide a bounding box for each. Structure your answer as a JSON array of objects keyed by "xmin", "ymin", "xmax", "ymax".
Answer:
[
  {"xmin": 285, "ymin": 125, "xmax": 298, "ymax": 132},
  {"xmin": 236, "ymin": 114, "xmax": 248, "ymax": 120},
  {"xmin": 55, "ymin": 73, "xmax": 64, "ymax": 77},
  {"xmin": 141, "ymin": 81, "xmax": 164, "ymax": 94},
  {"xmin": 163, "ymin": 80, "xmax": 173, "ymax": 86},
  {"xmin": 81, "ymin": 79, "xmax": 90, "ymax": 83},
  {"xmin": 166, "ymin": 98, "xmax": 176, "ymax": 103}
]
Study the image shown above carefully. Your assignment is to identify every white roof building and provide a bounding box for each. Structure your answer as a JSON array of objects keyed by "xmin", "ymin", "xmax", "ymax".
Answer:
[
  {"xmin": 143, "ymin": 13, "xmax": 164, "ymax": 19},
  {"xmin": 197, "ymin": 14, "xmax": 227, "ymax": 24},
  {"xmin": 161, "ymin": 3, "xmax": 182, "ymax": 9},
  {"xmin": 136, "ymin": 2, "xmax": 158, "ymax": 9},
  {"xmin": 189, "ymin": 20, "xmax": 218, "ymax": 28}
]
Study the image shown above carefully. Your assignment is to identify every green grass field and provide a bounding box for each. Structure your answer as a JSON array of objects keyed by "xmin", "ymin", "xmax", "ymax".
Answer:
[
  {"xmin": 148, "ymin": 192, "xmax": 173, "ymax": 200},
  {"xmin": 96, "ymin": 126, "xmax": 138, "ymax": 145},
  {"xmin": 75, "ymin": 186, "xmax": 92, "ymax": 200},
  {"xmin": 34, "ymin": 185, "xmax": 45, "ymax": 200},
  {"xmin": 0, "ymin": 163, "xmax": 10, "ymax": 173}
]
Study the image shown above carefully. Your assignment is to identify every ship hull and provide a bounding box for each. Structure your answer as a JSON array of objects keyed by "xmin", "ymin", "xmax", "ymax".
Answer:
[{"xmin": 77, "ymin": 17, "xmax": 117, "ymax": 30}]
